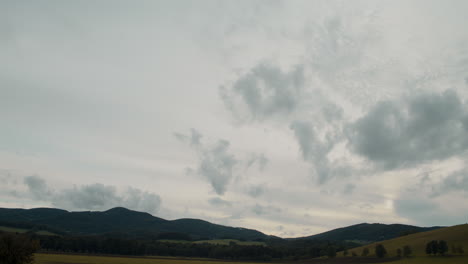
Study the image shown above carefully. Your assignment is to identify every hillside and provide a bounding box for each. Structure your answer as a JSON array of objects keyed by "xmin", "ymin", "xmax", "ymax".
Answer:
[
  {"xmin": 297, "ymin": 223, "xmax": 442, "ymax": 244},
  {"xmin": 0, "ymin": 207, "xmax": 269, "ymax": 241},
  {"xmin": 344, "ymin": 224, "xmax": 468, "ymax": 257}
]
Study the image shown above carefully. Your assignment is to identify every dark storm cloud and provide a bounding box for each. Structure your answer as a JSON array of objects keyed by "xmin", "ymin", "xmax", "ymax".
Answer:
[
  {"xmin": 220, "ymin": 63, "xmax": 305, "ymax": 122},
  {"xmin": 347, "ymin": 90, "xmax": 468, "ymax": 170},
  {"xmin": 23, "ymin": 176, "xmax": 161, "ymax": 213}
]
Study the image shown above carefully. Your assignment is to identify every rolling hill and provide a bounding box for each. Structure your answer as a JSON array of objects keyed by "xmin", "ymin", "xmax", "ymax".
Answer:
[
  {"xmin": 0, "ymin": 207, "xmax": 269, "ymax": 241},
  {"xmin": 296, "ymin": 223, "xmax": 442, "ymax": 244},
  {"xmin": 344, "ymin": 224, "xmax": 468, "ymax": 257}
]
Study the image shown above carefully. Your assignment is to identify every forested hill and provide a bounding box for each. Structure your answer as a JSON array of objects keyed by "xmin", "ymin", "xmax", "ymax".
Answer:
[
  {"xmin": 0, "ymin": 207, "xmax": 443, "ymax": 243},
  {"xmin": 0, "ymin": 207, "xmax": 269, "ymax": 241},
  {"xmin": 295, "ymin": 223, "xmax": 443, "ymax": 243}
]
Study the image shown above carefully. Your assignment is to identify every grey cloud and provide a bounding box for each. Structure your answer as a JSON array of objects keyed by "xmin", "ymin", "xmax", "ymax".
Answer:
[
  {"xmin": 290, "ymin": 120, "xmax": 346, "ymax": 183},
  {"xmin": 220, "ymin": 63, "xmax": 305, "ymax": 122},
  {"xmin": 22, "ymin": 176, "xmax": 161, "ymax": 214},
  {"xmin": 246, "ymin": 185, "xmax": 265, "ymax": 198},
  {"xmin": 24, "ymin": 175, "xmax": 52, "ymax": 200},
  {"xmin": 342, "ymin": 183, "xmax": 356, "ymax": 195},
  {"xmin": 431, "ymin": 167, "xmax": 468, "ymax": 197},
  {"xmin": 252, "ymin": 203, "xmax": 282, "ymax": 216},
  {"xmin": 347, "ymin": 90, "xmax": 468, "ymax": 170},
  {"xmin": 177, "ymin": 129, "xmax": 238, "ymax": 195},
  {"xmin": 198, "ymin": 139, "xmax": 237, "ymax": 195},
  {"xmin": 245, "ymin": 153, "xmax": 268, "ymax": 171},
  {"xmin": 394, "ymin": 196, "xmax": 441, "ymax": 226},
  {"xmin": 53, "ymin": 183, "xmax": 120, "ymax": 211},
  {"xmin": 208, "ymin": 197, "xmax": 232, "ymax": 207}
]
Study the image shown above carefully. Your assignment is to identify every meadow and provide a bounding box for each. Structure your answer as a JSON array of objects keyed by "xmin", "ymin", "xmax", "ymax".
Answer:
[{"xmin": 34, "ymin": 253, "xmax": 468, "ymax": 264}]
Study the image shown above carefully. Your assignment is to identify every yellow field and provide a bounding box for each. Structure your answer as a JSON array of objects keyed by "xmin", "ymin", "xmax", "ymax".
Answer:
[
  {"xmin": 387, "ymin": 256, "xmax": 468, "ymax": 264},
  {"xmin": 34, "ymin": 253, "xmax": 262, "ymax": 264},
  {"xmin": 344, "ymin": 224, "xmax": 468, "ymax": 257}
]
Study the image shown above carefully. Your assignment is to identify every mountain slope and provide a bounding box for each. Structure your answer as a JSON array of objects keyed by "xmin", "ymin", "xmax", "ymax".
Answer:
[
  {"xmin": 296, "ymin": 223, "xmax": 442, "ymax": 243},
  {"xmin": 345, "ymin": 224, "xmax": 468, "ymax": 257},
  {"xmin": 0, "ymin": 207, "xmax": 269, "ymax": 241}
]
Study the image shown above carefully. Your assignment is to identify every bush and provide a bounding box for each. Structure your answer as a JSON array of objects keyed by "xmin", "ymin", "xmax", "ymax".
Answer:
[{"xmin": 0, "ymin": 232, "xmax": 39, "ymax": 264}]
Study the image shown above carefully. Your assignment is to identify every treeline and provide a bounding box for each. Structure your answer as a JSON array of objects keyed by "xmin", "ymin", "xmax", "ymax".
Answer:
[{"xmin": 34, "ymin": 234, "xmax": 356, "ymax": 261}]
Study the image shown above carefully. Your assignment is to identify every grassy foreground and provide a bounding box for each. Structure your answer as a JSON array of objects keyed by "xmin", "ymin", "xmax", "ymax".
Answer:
[
  {"xmin": 34, "ymin": 253, "xmax": 262, "ymax": 264},
  {"xmin": 34, "ymin": 253, "xmax": 468, "ymax": 264}
]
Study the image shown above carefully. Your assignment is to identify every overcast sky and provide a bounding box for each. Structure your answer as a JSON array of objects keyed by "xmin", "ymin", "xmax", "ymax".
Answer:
[{"xmin": 2, "ymin": 0, "xmax": 468, "ymax": 237}]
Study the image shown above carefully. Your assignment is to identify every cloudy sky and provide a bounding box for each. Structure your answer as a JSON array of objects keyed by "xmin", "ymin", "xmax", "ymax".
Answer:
[{"xmin": 2, "ymin": 0, "xmax": 468, "ymax": 237}]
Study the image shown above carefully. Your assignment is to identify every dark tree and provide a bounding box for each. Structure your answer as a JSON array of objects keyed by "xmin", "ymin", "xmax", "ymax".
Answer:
[
  {"xmin": 343, "ymin": 248, "xmax": 348, "ymax": 257},
  {"xmin": 351, "ymin": 251, "xmax": 357, "ymax": 257},
  {"xmin": 375, "ymin": 244, "xmax": 387, "ymax": 258},
  {"xmin": 361, "ymin": 247, "xmax": 369, "ymax": 256},
  {"xmin": 326, "ymin": 246, "xmax": 336, "ymax": 258},
  {"xmin": 457, "ymin": 245, "xmax": 464, "ymax": 254},
  {"xmin": 431, "ymin": 240, "xmax": 438, "ymax": 255},
  {"xmin": 396, "ymin": 248, "xmax": 402, "ymax": 258},
  {"xmin": 0, "ymin": 232, "xmax": 39, "ymax": 264},
  {"xmin": 403, "ymin": 245, "xmax": 412, "ymax": 257},
  {"xmin": 438, "ymin": 240, "xmax": 448, "ymax": 256},
  {"xmin": 425, "ymin": 241, "xmax": 433, "ymax": 255}
]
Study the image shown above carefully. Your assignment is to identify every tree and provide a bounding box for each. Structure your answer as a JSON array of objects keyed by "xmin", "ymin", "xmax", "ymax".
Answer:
[
  {"xmin": 425, "ymin": 241, "xmax": 433, "ymax": 255},
  {"xmin": 326, "ymin": 246, "xmax": 336, "ymax": 258},
  {"xmin": 0, "ymin": 232, "xmax": 39, "ymax": 264},
  {"xmin": 375, "ymin": 244, "xmax": 387, "ymax": 258},
  {"xmin": 431, "ymin": 240, "xmax": 438, "ymax": 255},
  {"xmin": 343, "ymin": 248, "xmax": 348, "ymax": 257},
  {"xmin": 438, "ymin": 240, "xmax": 448, "ymax": 256},
  {"xmin": 361, "ymin": 247, "xmax": 369, "ymax": 256},
  {"xmin": 457, "ymin": 245, "xmax": 464, "ymax": 255},
  {"xmin": 396, "ymin": 248, "xmax": 402, "ymax": 258},
  {"xmin": 351, "ymin": 251, "xmax": 357, "ymax": 257},
  {"xmin": 403, "ymin": 245, "xmax": 412, "ymax": 257}
]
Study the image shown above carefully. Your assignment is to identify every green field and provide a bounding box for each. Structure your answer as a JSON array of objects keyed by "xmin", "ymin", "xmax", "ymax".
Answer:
[{"xmin": 0, "ymin": 226, "xmax": 57, "ymax": 236}]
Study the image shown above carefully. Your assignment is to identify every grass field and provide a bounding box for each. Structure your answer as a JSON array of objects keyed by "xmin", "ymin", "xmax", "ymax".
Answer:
[
  {"xmin": 34, "ymin": 253, "xmax": 468, "ymax": 264},
  {"xmin": 34, "ymin": 253, "xmax": 262, "ymax": 264},
  {"xmin": 342, "ymin": 224, "xmax": 468, "ymax": 257}
]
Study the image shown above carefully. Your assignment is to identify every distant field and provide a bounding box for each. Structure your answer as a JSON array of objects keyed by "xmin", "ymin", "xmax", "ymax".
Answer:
[
  {"xmin": 34, "ymin": 253, "xmax": 261, "ymax": 264},
  {"xmin": 0, "ymin": 225, "xmax": 58, "ymax": 236},
  {"xmin": 157, "ymin": 239, "xmax": 265, "ymax": 246}
]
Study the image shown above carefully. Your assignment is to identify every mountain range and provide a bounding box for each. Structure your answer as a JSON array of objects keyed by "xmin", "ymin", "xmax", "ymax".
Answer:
[{"xmin": 0, "ymin": 207, "xmax": 442, "ymax": 243}]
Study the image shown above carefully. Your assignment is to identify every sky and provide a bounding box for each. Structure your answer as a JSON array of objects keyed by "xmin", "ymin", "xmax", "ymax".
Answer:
[{"xmin": 1, "ymin": 0, "xmax": 468, "ymax": 238}]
